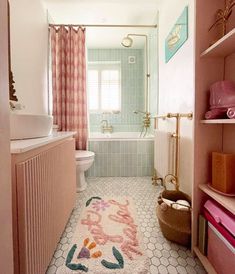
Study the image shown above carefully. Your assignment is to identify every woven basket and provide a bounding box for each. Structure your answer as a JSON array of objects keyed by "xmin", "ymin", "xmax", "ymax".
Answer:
[{"xmin": 156, "ymin": 189, "xmax": 191, "ymax": 247}]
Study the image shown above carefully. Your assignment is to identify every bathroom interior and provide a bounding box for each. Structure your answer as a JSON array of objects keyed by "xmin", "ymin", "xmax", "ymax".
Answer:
[{"xmin": 1, "ymin": 0, "xmax": 235, "ymax": 273}]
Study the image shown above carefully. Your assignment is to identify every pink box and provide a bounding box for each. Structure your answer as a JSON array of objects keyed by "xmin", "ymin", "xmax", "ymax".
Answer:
[
  {"xmin": 204, "ymin": 200, "xmax": 235, "ymax": 239},
  {"xmin": 207, "ymin": 222, "xmax": 235, "ymax": 274}
]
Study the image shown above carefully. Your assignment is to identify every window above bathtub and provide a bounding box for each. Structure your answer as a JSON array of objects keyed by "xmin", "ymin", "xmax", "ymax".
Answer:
[{"xmin": 88, "ymin": 61, "xmax": 121, "ymax": 113}]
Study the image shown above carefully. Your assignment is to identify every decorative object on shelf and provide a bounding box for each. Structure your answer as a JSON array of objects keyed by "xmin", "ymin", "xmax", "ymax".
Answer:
[
  {"xmin": 205, "ymin": 80, "xmax": 235, "ymax": 119},
  {"xmin": 165, "ymin": 6, "xmax": 188, "ymax": 63},
  {"xmin": 8, "ymin": 1, "xmax": 18, "ymax": 101},
  {"xmin": 209, "ymin": 0, "xmax": 235, "ymax": 41},
  {"xmin": 212, "ymin": 152, "xmax": 235, "ymax": 195},
  {"xmin": 9, "ymin": 71, "xmax": 17, "ymax": 101}
]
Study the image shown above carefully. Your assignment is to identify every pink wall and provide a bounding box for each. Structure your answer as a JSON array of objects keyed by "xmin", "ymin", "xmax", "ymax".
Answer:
[{"xmin": 0, "ymin": 0, "xmax": 14, "ymax": 273}]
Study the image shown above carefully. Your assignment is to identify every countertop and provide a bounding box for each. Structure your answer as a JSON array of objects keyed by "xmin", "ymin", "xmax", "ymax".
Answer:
[{"xmin": 11, "ymin": 132, "xmax": 76, "ymax": 154}]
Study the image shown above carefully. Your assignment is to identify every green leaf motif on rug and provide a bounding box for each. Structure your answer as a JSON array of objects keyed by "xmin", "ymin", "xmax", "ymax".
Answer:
[
  {"xmin": 66, "ymin": 244, "xmax": 88, "ymax": 272},
  {"xmin": 86, "ymin": 196, "xmax": 102, "ymax": 207},
  {"xmin": 101, "ymin": 246, "xmax": 124, "ymax": 269}
]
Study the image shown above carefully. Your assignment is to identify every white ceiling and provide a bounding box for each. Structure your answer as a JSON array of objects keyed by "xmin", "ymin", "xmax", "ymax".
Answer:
[{"xmin": 43, "ymin": 0, "xmax": 160, "ymax": 48}]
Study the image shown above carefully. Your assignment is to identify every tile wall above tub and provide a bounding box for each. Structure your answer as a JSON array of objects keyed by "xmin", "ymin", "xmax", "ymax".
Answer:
[{"xmin": 88, "ymin": 48, "xmax": 144, "ymax": 132}]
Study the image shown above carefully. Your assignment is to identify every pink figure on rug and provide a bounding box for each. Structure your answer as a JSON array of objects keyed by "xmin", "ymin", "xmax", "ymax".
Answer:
[{"xmin": 92, "ymin": 200, "xmax": 110, "ymax": 212}]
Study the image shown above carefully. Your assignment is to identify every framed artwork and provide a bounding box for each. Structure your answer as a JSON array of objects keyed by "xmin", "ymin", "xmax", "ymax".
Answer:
[{"xmin": 165, "ymin": 6, "xmax": 188, "ymax": 63}]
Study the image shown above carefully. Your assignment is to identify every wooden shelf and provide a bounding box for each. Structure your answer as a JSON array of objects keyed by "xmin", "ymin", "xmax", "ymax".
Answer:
[
  {"xmin": 193, "ymin": 247, "xmax": 217, "ymax": 274},
  {"xmin": 201, "ymin": 119, "xmax": 235, "ymax": 124},
  {"xmin": 201, "ymin": 28, "xmax": 235, "ymax": 58},
  {"xmin": 199, "ymin": 184, "xmax": 235, "ymax": 215}
]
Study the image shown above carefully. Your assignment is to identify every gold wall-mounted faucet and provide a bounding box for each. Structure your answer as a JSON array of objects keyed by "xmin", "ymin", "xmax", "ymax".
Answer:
[
  {"xmin": 100, "ymin": 120, "xmax": 113, "ymax": 133},
  {"xmin": 133, "ymin": 110, "xmax": 151, "ymax": 137}
]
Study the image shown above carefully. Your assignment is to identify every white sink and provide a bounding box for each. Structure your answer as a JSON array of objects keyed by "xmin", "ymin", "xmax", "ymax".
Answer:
[{"xmin": 10, "ymin": 113, "xmax": 53, "ymax": 140}]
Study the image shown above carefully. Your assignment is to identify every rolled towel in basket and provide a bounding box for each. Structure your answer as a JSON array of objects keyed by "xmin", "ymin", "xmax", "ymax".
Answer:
[
  {"xmin": 227, "ymin": 107, "xmax": 235, "ymax": 119},
  {"xmin": 162, "ymin": 198, "xmax": 190, "ymax": 211},
  {"xmin": 172, "ymin": 200, "xmax": 191, "ymax": 211}
]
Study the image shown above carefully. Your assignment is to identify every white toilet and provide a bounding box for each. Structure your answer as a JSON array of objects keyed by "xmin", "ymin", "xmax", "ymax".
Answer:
[{"xmin": 75, "ymin": 150, "xmax": 95, "ymax": 192}]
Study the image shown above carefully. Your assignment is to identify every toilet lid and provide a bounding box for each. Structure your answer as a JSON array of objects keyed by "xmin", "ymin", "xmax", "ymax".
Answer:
[{"xmin": 75, "ymin": 150, "xmax": 95, "ymax": 160}]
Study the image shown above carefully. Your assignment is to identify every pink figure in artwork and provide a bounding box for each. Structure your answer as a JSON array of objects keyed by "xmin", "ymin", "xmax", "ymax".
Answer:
[{"xmin": 92, "ymin": 200, "xmax": 110, "ymax": 212}]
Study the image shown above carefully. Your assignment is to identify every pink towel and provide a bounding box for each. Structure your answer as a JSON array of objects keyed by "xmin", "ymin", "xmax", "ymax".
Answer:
[
  {"xmin": 205, "ymin": 109, "xmax": 227, "ymax": 119},
  {"xmin": 227, "ymin": 108, "xmax": 235, "ymax": 119}
]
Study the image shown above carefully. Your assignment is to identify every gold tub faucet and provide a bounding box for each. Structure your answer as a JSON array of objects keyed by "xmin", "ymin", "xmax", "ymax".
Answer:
[{"xmin": 100, "ymin": 120, "xmax": 113, "ymax": 133}]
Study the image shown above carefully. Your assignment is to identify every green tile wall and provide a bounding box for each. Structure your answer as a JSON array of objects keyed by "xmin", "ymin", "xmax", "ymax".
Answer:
[
  {"xmin": 88, "ymin": 48, "xmax": 144, "ymax": 132},
  {"xmin": 87, "ymin": 140, "xmax": 154, "ymax": 177}
]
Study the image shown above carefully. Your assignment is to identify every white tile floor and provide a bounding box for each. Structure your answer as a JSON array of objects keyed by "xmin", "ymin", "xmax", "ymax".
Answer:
[{"xmin": 46, "ymin": 177, "xmax": 206, "ymax": 274}]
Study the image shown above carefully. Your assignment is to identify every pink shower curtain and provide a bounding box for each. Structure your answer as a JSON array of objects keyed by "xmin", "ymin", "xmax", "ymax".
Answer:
[{"xmin": 50, "ymin": 26, "xmax": 88, "ymax": 150}]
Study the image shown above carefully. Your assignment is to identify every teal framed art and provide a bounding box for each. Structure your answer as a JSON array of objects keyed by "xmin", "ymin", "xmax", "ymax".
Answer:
[{"xmin": 165, "ymin": 6, "xmax": 188, "ymax": 63}]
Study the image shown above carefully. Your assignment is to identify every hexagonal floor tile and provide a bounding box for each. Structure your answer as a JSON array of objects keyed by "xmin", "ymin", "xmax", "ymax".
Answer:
[{"xmin": 45, "ymin": 177, "xmax": 205, "ymax": 274}]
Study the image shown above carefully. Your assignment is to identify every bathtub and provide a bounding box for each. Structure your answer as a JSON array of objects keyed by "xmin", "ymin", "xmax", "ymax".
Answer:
[
  {"xmin": 87, "ymin": 132, "xmax": 154, "ymax": 177},
  {"xmin": 89, "ymin": 132, "xmax": 154, "ymax": 141}
]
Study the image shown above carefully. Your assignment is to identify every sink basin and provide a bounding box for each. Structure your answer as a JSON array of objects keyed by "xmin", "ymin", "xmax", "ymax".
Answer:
[{"xmin": 10, "ymin": 113, "xmax": 53, "ymax": 140}]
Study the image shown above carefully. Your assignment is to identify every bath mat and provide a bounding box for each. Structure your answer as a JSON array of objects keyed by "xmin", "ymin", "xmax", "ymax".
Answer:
[{"xmin": 58, "ymin": 196, "xmax": 149, "ymax": 274}]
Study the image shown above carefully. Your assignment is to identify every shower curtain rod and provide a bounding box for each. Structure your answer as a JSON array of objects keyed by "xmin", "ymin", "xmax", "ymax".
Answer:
[{"xmin": 49, "ymin": 23, "xmax": 157, "ymax": 28}]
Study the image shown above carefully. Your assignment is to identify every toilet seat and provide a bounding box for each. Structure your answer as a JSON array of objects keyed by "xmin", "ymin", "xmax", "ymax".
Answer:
[{"xmin": 75, "ymin": 150, "xmax": 95, "ymax": 161}]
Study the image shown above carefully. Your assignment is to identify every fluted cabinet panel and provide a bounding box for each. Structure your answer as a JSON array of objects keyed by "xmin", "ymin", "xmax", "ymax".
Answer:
[{"xmin": 14, "ymin": 139, "xmax": 76, "ymax": 274}]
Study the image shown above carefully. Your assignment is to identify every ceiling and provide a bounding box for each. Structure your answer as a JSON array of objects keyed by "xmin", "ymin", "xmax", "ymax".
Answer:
[{"xmin": 43, "ymin": 0, "xmax": 160, "ymax": 48}]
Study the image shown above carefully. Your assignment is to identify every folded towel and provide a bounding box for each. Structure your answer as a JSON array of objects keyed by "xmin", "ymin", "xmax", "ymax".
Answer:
[{"xmin": 205, "ymin": 109, "xmax": 227, "ymax": 119}]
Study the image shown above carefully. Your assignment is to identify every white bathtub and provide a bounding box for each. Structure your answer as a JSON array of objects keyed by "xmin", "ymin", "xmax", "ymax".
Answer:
[{"xmin": 89, "ymin": 132, "xmax": 154, "ymax": 141}]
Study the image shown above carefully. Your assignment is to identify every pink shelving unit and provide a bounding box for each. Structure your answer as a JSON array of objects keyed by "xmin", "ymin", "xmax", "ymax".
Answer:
[
  {"xmin": 201, "ymin": 28, "xmax": 235, "ymax": 58},
  {"xmin": 201, "ymin": 119, "xmax": 235, "ymax": 124},
  {"xmin": 193, "ymin": 0, "xmax": 235, "ymax": 272}
]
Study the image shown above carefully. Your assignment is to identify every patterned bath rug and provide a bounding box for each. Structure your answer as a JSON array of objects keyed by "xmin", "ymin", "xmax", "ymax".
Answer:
[{"xmin": 58, "ymin": 196, "xmax": 149, "ymax": 274}]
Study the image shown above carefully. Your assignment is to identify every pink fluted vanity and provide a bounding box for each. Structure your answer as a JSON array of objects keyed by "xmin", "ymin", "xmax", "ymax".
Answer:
[{"xmin": 11, "ymin": 132, "xmax": 76, "ymax": 274}]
